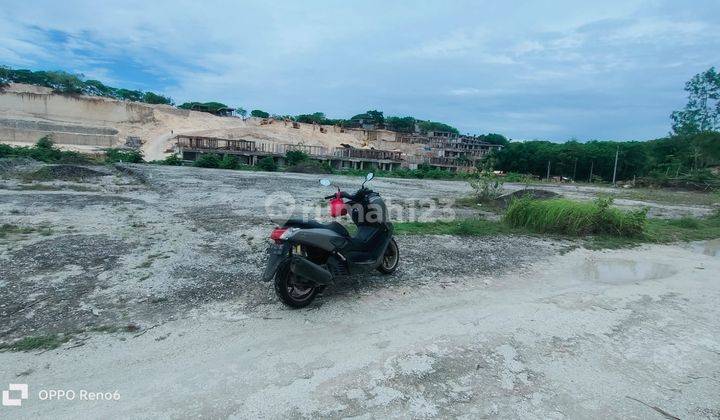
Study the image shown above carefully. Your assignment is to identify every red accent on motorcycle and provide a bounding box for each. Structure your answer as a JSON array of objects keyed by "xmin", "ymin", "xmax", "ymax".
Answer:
[
  {"xmin": 270, "ymin": 227, "xmax": 288, "ymax": 243},
  {"xmin": 329, "ymin": 197, "xmax": 347, "ymax": 217}
]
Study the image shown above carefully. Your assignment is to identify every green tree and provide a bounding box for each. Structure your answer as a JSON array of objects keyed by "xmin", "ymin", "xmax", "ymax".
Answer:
[
  {"xmin": 480, "ymin": 133, "xmax": 509, "ymax": 146},
  {"xmin": 671, "ymin": 67, "xmax": 720, "ymax": 135},
  {"xmin": 417, "ymin": 120, "xmax": 459, "ymax": 134},
  {"xmin": 350, "ymin": 110, "xmax": 384, "ymax": 126},
  {"xmin": 385, "ymin": 116, "xmax": 416, "ymax": 132},
  {"xmin": 251, "ymin": 109, "xmax": 270, "ymax": 118},
  {"xmin": 236, "ymin": 108, "xmax": 248, "ymax": 117},
  {"xmin": 142, "ymin": 92, "xmax": 174, "ymax": 105},
  {"xmin": 295, "ymin": 112, "xmax": 327, "ymax": 124}
]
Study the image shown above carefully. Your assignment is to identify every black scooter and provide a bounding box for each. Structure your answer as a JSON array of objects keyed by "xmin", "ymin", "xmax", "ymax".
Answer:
[{"xmin": 262, "ymin": 173, "xmax": 399, "ymax": 308}]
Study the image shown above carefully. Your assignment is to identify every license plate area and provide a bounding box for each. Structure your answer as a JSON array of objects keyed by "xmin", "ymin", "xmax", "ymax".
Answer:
[{"xmin": 267, "ymin": 244, "xmax": 284, "ymax": 255}]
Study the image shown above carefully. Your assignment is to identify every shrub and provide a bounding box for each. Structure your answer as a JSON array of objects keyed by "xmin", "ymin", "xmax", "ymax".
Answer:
[
  {"xmin": 160, "ymin": 154, "xmax": 183, "ymax": 166},
  {"xmin": 468, "ymin": 170, "xmax": 504, "ymax": 201},
  {"xmin": 285, "ymin": 150, "xmax": 309, "ymax": 166},
  {"xmin": 194, "ymin": 154, "xmax": 222, "ymax": 168},
  {"xmin": 504, "ymin": 196, "xmax": 647, "ymax": 237},
  {"xmin": 105, "ymin": 148, "xmax": 143, "ymax": 163},
  {"xmin": 0, "ymin": 137, "xmax": 91, "ymax": 164},
  {"xmin": 257, "ymin": 156, "xmax": 277, "ymax": 171},
  {"xmin": 218, "ymin": 155, "xmax": 238, "ymax": 170},
  {"xmin": 286, "ymin": 160, "xmax": 332, "ymax": 174}
]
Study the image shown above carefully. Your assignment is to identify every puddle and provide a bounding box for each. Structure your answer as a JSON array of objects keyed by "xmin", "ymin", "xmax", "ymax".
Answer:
[
  {"xmin": 689, "ymin": 239, "xmax": 720, "ymax": 257},
  {"xmin": 582, "ymin": 259, "xmax": 677, "ymax": 284}
]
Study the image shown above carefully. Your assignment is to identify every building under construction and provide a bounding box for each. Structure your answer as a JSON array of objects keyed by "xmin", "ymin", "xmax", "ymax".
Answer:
[
  {"xmin": 175, "ymin": 135, "xmax": 403, "ymax": 171},
  {"xmin": 394, "ymin": 131, "xmax": 502, "ymax": 171},
  {"xmin": 174, "ymin": 128, "xmax": 502, "ymax": 172}
]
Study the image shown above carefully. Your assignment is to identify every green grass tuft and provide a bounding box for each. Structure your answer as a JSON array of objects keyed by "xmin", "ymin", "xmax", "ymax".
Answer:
[
  {"xmin": 0, "ymin": 334, "xmax": 68, "ymax": 351},
  {"xmin": 503, "ymin": 197, "xmax": 646, "ymax": 237},
  {"xmin": 667, "ymin": 216, "xmax": 701, "ymax": 229},
  {"xmin": 395, "ymin": 208, "xmax": 720, "ymax": 250},
  {"xmin": 0, "ymin": 223, "xmax": 52, "ymax": 238}
]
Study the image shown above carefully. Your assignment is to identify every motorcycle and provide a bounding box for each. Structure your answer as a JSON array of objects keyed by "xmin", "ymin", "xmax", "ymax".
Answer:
[{"xmin": 261, "ymin": 172, "xmax": 399, "ymax": 308}]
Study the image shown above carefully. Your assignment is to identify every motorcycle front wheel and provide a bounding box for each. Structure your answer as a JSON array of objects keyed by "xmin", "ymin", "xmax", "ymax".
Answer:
[
  {"xmin": 377, "ymin": 237, "xmax": 399, "ymax": 274},
  {"xmin": 274, "ymin": 260, "xmax": 318, "ymax": 308}
]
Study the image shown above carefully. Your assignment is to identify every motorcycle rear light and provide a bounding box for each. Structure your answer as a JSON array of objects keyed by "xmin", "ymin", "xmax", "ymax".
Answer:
[{"xmin": 270, "ymin": 227, "xmax": 288, "ymax": 243}]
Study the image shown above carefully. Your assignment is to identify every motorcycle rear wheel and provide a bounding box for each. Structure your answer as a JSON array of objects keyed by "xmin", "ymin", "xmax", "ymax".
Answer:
[{"xmin": 274, "ymin": 260, "xmax": 318, "ymax": 308}]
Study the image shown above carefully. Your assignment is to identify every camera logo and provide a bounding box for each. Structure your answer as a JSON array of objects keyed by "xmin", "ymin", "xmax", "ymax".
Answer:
[{"xmin": 2, "ymin": 384, "xmax": 28, "ymax": 407}]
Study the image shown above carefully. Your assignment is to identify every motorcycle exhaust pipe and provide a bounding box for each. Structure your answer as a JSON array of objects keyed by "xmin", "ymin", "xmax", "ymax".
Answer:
[{"xmin": 291, "ymin": 256, "xmax": 333, "ymax": 286}]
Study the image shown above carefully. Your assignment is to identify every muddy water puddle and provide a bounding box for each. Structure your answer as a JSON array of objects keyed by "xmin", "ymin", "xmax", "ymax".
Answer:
[
  {"xmin": 581, "ymin": 258, "xmax": 677, "ymax": 284},
  {"xmin": 688, "ymin": 239, "xmax": 720, "ymax": 257}
]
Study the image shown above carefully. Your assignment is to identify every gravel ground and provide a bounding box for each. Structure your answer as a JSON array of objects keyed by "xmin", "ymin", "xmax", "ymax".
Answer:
[
  {"xmin": 0, "ymin": 163, "xmax": 718, "ymax": 419},
  {"xmin": 0, "ymin": 163, "xmax": 562, "ymax": 342}
]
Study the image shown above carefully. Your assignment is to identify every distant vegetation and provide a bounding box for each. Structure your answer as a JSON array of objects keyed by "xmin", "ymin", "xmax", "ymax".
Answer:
[
  {"xmin": 0, "ymin": 137, "xmax": 144, "ymax": 165},
  {"xmin": 0, "ymin": 66, "xmax": 174, "ymax": 105},
  {"xmin": 104, "ymin": 148, "xmax": 144, "ymax": 163},
  {"xmin": 293, "ymin": 109, "xmax": 463, "ymax": 135},
  {"xmin": 178, "ymin": 101, "xmax": 229, "ymax": 112},
  {"xmin": 0, "ymin": 136, "xmax": 91, "ymax": 163},
  {"xmin": 193, "ymin": 153, "xmax": 241, "ymax": 170}
]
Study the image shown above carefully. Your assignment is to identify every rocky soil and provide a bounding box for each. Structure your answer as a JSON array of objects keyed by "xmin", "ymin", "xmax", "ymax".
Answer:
[{"xmin": 0, "ymin": 162, "xmax": 718, "ymax": 419}]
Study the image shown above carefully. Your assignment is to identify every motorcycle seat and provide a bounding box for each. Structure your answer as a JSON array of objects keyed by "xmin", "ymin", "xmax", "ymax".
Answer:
[{"xmin": 284, "ymin": 218, "xmax": 350, "ymax": 237}]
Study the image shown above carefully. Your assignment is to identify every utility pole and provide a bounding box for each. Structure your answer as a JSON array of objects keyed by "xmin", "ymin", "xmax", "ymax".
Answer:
[
  {"xmin": 693, "ymin": 146, "xmax": 701, "ymax": 172},
  {"xmin": 588, "ymin": 160, "xmax": 594, "ymax": 183},
  {"xmin": 572, "ymin": 158, "xmax": 578, "ymax": 181},
  {"xmin": 612, "ymin": 146, "xmax": 619, "ymax": 187},
  {"xmin": 546, "ymin": 160, "xmax": 551, "ymax": 181}
]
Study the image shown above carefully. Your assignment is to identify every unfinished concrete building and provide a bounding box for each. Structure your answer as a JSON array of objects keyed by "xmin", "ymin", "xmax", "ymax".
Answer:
[
  {"xmin": 393, "ymin": 130, "xmax": 503, "ymax": 172},
  {"xmin": 175, "ymin": 135, "xmax": 403, "ymax": 171}
]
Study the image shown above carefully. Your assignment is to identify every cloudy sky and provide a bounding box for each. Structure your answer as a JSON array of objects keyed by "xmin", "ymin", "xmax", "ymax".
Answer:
[{"xmin": 1, "ymin": 0, "xmax": 718, "ymax": 141}]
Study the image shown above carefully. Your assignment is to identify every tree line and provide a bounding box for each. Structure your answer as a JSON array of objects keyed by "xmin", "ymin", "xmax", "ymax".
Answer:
[
  {"xmin": 492, "ymin": 132, "xmax": 720, "ymax": 182},
  {"xmin": 0, "ymin": 66, "xmax": 174, "ymax": 105},
  {"xmin": 290, "ymin": 110, "xmax": 464, "ymax": 135},
  {"xmin": 490, "ymin": 67, "xmax": 720, "ymax": 182}
]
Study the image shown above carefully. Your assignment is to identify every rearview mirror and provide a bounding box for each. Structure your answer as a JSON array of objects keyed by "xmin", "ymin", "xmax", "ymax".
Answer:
[
  {"xmin": 319, "ymin": 178, "xmax": 332, "ymax": 187},
  {"xmin": 366, "ymin": 172, "xmax": 374, "ymax": 182}
]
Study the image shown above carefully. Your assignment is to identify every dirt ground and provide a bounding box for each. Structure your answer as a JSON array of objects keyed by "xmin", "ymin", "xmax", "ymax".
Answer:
[{"xmin": 0, "ymin": 163, "xmax": 718, "ymax": 419}]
